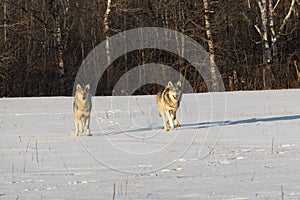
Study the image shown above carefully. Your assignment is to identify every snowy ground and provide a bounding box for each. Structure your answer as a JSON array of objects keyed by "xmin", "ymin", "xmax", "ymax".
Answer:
[{"xmin": 1, "ymin": 90, "xmax": 300, "ymax": 199}]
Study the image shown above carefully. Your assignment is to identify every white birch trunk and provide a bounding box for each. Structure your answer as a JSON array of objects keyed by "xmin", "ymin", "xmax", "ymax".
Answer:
[
  {"xmin": 257, "ymin": 0, "xmax": 274, "ymax": 89},
  {"xmin": 269, "ymin": 0, "xmax": 279, "ymax": 70},
  {"xmin": 104, "ymin": 0, "xmax": 112, "ymax": 85},
  {"xmin": 52, "ymin": 1, "xmax": 64, "ymax": 75},
  {"xmin": 258, "ymin": 0, "xmax": 272, "ymax": 64},
  {"xmin": 203, "ymin": 0, "xmax": 218, "ymax": 91}
]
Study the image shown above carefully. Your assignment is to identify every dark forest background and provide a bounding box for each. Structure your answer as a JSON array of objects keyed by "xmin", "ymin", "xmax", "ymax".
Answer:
[{"xmin": 0, "ymin": 0, "xmax": 300, "ymax": 97}]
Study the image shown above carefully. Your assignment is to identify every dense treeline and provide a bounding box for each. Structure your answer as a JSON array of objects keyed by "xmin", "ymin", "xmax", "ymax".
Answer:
[{"xmin": 0, "ymin": 0, "xmax": 299, "ymax": 97}]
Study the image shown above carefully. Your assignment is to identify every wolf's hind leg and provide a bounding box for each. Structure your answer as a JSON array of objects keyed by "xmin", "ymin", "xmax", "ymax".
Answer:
[
  {"xmin": 174, "ymin": 119, "xmax": 180, "ymax": 127},
  {"xmin": 161, "ymin": 111, "xmax": 169, "ymax": 131},
  {"xmin": 173, "ymin": 111, "xmax": 180, "ymax": 127},
  {"xmin": 163, "ymin": 120, "xmax": 169, "ymax": 131},
  {"xmin": 158, "ymin": 108, "xmax": 169, "ymax": 131}
]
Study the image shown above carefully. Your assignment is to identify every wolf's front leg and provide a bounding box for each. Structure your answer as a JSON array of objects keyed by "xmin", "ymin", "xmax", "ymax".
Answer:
[
  {"xmin": 166, "ymin": 111, "xmax": 174, "ymax": 130},
  {"xmin": 161, "ymin": 112, "xmax": 169, "ymax": 131},
  {"xmin": 163, "ymin": 121, "xmax": 169, "ymax": 131},
  {"xmin": 79, "ymin": 118, "xmax": 84, "ymax": 133},
  {"xmin": 85, "ymin": 116, "xmax": 92, "ymax": 136},
  {"xmin": 75, "ymin": 120, "xmax": 79, "ymax": 136}
]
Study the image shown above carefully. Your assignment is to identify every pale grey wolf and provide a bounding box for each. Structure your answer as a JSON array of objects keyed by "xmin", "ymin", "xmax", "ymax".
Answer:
[
  {"xmin": 156, "ymin": 81, "xmax": 182, "ymax": 131},
  {"xmin": 73, "ymin": 84, "xmax": 92, "ymax": 136}
]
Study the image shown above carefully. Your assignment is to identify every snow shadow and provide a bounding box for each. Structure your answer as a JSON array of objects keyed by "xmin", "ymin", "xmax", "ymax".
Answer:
[
  {"xmin": 180, "ymin": 114, "xmax": 300, "ymax": 130},
  {"xmin": 102, "ymin": 126, "xmax": 163, "ymax": 136}
]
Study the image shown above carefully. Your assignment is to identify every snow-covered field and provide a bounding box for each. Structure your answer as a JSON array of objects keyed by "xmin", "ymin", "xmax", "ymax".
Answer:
[{"xmin": 1, "ymin": 90, "xmax": 300, "ymax": 199}]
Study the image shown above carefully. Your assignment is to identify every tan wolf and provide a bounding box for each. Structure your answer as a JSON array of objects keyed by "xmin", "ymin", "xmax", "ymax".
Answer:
[
  {"xmin": 156, "ymin": 81, "xmax": 182, "ymax": 131},
  {"xmin": 73, "ymin": 84, "xmax": 92, "ymax": 136}
]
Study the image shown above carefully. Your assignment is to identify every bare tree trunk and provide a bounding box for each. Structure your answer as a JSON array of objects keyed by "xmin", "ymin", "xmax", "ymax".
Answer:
[
  {"xmin": 25, "ymin": 1, "xmax": 34, "ymax": 96},
  {"xmin": 268, "ymin": 0, "xmax": 280, "ymax": 88},
  {"xmin": 257, "ymin": 0, "xmax": 273, "ymax": 89},
  {"xmin": 2, "ymin": 0, "xmax": 8, "ymax": 96},
  {"xmin": 51, "ymin": 0, "xmax": 64, "ymax": 76},
  {"xmin": 41, "ymin": 0, "xmax": 47, "ymax": 95},
  {"xmin": 3, "ymin": 0, "xmax": 7, "ymax": 44},
  {"xmin": 138, "ymin": 27, "xmax": 145, "ymax": 91},
  {"xmin": 294, "ymin": 60, "xmax": 300, "ymax": 82},
  {"xmin": 174, "ymin": 12, "xmax": 185, "ymax": 83},
  {"xmin": 203, "ymin": 0, "xmax": 218, "ymax": 91},
  {"xmin": 269, "ymin": 0, "xmax": 279, "ymax": 70},
  {"xmin": 80, "ymin": 17, "xmax": 85, "ymax": 62},
  {"xmin": 178, "ymin": 2, "xmax": 186, "ymax": 85},
  {"xmin": 162, "ymin": 0, "xmax": 169, "ymax": 81},
  {"xmin": 123, "ymin": 13, "xmax": 129, "ymax": 93},
  {"xmin": 104, "ymin": 0, "xmax": 112, "ymax": 86},
  {"xmin": 54, "ymin": 5, "xmax": 65, "ymax": 75}
]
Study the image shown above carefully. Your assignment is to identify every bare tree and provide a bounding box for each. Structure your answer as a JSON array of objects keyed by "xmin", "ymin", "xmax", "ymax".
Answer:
[
  {"xmin": 255, "ymin": 0, "xmax": 297, "ymax": 89},
  {"xmin": 270, "ymin": 0, "xmax": 296, "ymax": 83}
]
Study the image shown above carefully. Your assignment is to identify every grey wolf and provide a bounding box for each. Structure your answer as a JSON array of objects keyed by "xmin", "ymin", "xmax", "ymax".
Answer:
[
  {"xmin": 73, "ymin": 84, "xmax": 92, "ymax": 136},
  {"xmin": 156, "ymin": 81, "xmax": 182, "ymax": 131}
]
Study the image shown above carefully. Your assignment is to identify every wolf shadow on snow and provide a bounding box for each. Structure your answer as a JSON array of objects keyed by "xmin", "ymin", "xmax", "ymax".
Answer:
[{"xmin": 100, "ymin": 114, "xmax": 300, "ymax": 136}]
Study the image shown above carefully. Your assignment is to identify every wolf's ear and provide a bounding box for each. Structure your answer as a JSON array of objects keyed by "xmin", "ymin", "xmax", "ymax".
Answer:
[
  {"xmin": 167, "ymin": 81, "xmax": 173, "ymax": 88},
  {"xmin": 76, "ymin": 84, "xmax": 82, "ymax": 90},
  {"xmin": 85, "ymin": 84, "xmax": 91, "ymax": 90},
  {"xmin": 176, "ymin": 81, "xmax": 182, "ymax": 87}
]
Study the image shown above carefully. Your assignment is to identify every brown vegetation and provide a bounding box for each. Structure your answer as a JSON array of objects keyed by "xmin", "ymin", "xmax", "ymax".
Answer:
[{"xmin": 0, "ymin": 0, "xmax": 299, "ymax": 96}]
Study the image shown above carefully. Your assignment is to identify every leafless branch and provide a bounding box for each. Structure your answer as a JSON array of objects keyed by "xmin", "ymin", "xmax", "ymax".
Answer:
[
  {"xmin": 278, "ymin": 0, "xmax": 296, "ymax": 34},
  {"xmin": 254, "ymin": 24, "xmax": 263, "ymax": 37},
  {"xmin": 271, "ymin": 0, "xmax": 281, "ymax": 13}
]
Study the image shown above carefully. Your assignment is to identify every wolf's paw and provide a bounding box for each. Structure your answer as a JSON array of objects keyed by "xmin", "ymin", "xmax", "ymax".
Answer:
[
  {"xmin": 170, "ymin": 123, "xmax": 175, "ymax": 130},
  {"xmin": 75, "ymin": 132, "xmax": 79, "ymax": 137},
  {"xmin": 174, "ymin": 119, "xmax": 180, "ymax": 127},
  {"xmin": 164, "ymin": 121, "xmax": 170, "ymax": 131},
  {"xmin": 87, "ymin": 132, "xmax": 92, "ymax": 136}
]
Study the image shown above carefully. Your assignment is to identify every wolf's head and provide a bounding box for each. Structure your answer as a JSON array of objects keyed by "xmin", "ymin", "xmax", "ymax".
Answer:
[
  {"xmin": 166, "ymin": 81, "xmax": 182, "ymax": 101},
  {"xmin": 76, "ymin": 84, "xmax": 91, "ymax": 101}
]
